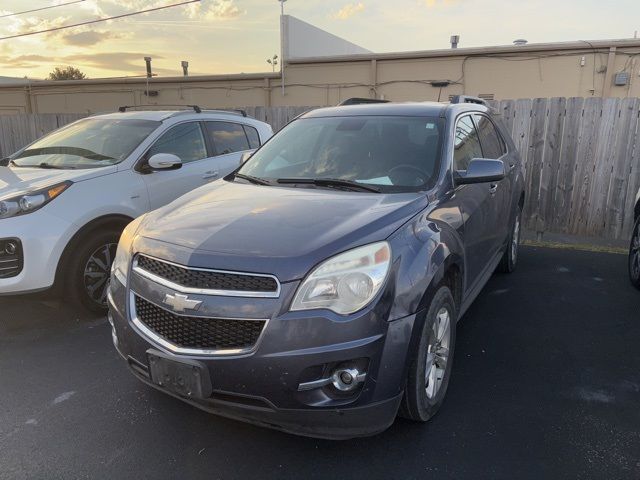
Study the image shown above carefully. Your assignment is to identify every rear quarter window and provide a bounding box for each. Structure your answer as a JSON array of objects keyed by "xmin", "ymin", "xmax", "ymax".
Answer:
[
  {"xmin": 473, "ymin": 114, "xmax": 506, "ymax": 159},
  {"xmin": 205, "ymin": 122, "xmax": 250, "ymax": 155},
  {"xmin": 243, "ymin": 125, "xmax": 261, "ymax": 149}
]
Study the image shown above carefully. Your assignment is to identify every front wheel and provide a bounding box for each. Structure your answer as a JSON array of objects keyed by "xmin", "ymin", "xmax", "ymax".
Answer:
[
  {"xmin": 628, "ymin": 217, "xmax": 640, "ymax": 290},
  {"xmin": 497, "ymin": 206, "xmax": 522, "ymax": 273},
  {"xmin": 399, "ymin": 285, "xmax": 457, "ymax": 422},
  {"xmin": 66, "ymin": 229, "xmax": 120, "ymax": 314}
]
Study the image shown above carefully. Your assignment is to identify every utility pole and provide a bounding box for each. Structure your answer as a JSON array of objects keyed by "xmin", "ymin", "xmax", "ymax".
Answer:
[{"xmin": 278, "ymin": 0, "xmax": 286, "ymax": 96}]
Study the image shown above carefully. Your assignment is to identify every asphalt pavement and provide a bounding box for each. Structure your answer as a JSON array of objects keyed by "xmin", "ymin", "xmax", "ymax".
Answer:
[{"xmin": 1, "ymin": 246, "xmax": 639, "ymax": 480}]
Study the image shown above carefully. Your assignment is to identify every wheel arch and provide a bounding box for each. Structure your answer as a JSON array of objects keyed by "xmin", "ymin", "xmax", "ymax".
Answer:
[
  {"xmin": 53, "ymin": 214, "xmax": 134, "ymax": 290},
  {"xmin": 419, "ymin": 254, "xmax": 464, "ymax": 315}
]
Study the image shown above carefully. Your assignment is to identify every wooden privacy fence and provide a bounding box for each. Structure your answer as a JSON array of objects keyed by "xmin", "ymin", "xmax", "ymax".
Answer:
[
  {"xmin": 0, "ymin": 107, "xmax": 311, "ymax": 158},
  {"xmin": 490, "ymin": 97, "xmax": 640, "ymax": 241},
  {"xmin": 0, "ymin": 113, "xmax": 86, "ymax": 158},
  {"xmin": 1, "ymin": 100, "xmax": 640, "ymax": 240}
]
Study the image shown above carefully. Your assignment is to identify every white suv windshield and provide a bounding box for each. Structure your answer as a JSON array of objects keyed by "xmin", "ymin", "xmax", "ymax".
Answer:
[
  {"xmin": 238, "ymin": 116, "xmax": 444, "ymax": 193},
  {"xmin": 12, "ymin": 118, "xmax": 160, "ymax": 169}
]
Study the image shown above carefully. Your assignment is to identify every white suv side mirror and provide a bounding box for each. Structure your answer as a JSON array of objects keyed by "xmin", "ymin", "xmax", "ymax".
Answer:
[{"xmin": 148, "ymin": 153, "xmax": 182, "ymax": 170}]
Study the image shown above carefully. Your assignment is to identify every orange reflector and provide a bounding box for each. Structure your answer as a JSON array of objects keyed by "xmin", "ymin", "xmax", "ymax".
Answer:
[
  {"xmin": 374, "ymin": 245, "xmax": 390, "ymax": 264},
  {"xmin": 47, "ymin": 184, "xmax": 68, "ymax": 198}
]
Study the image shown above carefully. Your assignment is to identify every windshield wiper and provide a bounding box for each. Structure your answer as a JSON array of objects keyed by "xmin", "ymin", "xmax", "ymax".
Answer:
[
  {"xmin": 16, "ymin": 146, "xmax": 114, "ymax": 162},
  {"xmin": 276, "ymin": 178, "xmax": 381, "ymax": 193},
  {"xmin": 233, "ymin": 173, "xmax": 271, "ymax": 186},
  {"xmin": 37, "ymin": 162, "xmax": 75, "ymax": 170}
]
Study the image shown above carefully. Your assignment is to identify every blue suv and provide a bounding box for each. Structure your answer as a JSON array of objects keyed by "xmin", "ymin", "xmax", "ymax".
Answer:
[{"xmin": 108, "ymin": 97, "xmax": 525, "ymax": 439}]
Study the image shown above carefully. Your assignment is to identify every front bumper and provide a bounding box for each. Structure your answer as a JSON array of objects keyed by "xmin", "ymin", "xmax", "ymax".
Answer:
[
  {"xmin": 0, "ymin": 210, "xmax": 74, "ymax": 294},
  {"xmin": 108, "ymin": 273, "xmax": 417, "ymax": 439}
]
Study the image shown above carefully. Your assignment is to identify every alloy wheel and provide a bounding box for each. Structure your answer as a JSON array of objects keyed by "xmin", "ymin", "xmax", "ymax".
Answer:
[
  {"xmin": 425, "ymin": 307, "xmax": 451, "ymax": 399},
  {"xmin": 83, "ymin": 243, "xmax": 117, "ymax": 306}
]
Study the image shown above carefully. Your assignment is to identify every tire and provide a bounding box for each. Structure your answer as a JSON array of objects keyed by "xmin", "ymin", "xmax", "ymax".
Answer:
[
  {"xmin": 628, "ymin": 217, "xmax": 640, "ymax": 290},
  {"xmin": 399, "ymin": 285, "xmax": 457, "ymax": 422},
  {"xmin": 497, "ymin": 205, "xmax": 522, "ymax": 273},
  {"xmin": 65, "ymin": 229, "xmax": 120, "ymax": 314}
]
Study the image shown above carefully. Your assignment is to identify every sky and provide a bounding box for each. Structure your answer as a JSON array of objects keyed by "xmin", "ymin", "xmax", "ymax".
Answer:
[{"xmin": 0, "ymin": 0, "xmax": 639, "ymax": 80}]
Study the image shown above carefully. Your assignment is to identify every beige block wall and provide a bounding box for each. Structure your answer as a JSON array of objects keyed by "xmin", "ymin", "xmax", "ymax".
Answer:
[{"xmin": 1, "ymin": 43, "xmax": 638, "ymax": 114}]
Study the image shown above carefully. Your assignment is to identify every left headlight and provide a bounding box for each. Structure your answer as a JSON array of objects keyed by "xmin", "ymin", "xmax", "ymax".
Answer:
[
  {"xmin": 0, "ymin": 181, "xmax": 71, "ymax": 219},
  {"xmin": 291, "ymin": 241, "xmax": 391, "ymax": 315},
  {"xmin": 111, "ymin": 214, "xmax": 146, "ymax": 287}
]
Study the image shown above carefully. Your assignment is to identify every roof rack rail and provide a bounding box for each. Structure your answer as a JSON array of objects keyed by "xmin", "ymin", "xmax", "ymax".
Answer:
[
  {"xmin": 118, "ymin": 104, "xmax": 202, "ymax": 113},
  {"xmin": 338, "ymin": 98, "xmax": 390, "ymax": 106},
  {"xmin": 186, "ymin": 108, "xmax": 248, "ymax": 117},
  {"xmin": 450, "ymin": 95, "xmax": 487, "ymax": 106}
]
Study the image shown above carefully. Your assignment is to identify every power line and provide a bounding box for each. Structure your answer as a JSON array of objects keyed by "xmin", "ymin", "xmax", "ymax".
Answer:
[
  {"xmin": 0, "ymin": 0, "xmax": 200, "ymax": 40},
  {"xmin": 0, "ymin": 0, "xmax": 87, "ymax": 19}
]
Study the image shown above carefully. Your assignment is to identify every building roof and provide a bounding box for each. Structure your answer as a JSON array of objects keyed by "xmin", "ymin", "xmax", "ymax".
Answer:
[
  {"xmin": 0, "ymin": 76, "xmax": 31, "ymax": 85},
  {"xmin": 287, "ymin": 38, "xmax": 640, "ymax": 64}
]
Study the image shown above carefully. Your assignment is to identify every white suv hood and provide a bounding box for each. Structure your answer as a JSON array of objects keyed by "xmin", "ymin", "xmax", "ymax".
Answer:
[{"xmin": 0, "ymin": 165, "xmax": 116, "ymax": 198}]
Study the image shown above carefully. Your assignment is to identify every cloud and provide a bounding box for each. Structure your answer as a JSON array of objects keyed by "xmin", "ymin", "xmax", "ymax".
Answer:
[
  {"xmin": 184, "ymin": 0, "xmax": 243, "ymax": 20},
  {"xmin": 64, "ymin": 52, "xmax": 164, "ymax": 73},
  {"xmin": 5, "ymin": 15, "xmax": 70, "ymax": 36},
  {"xmin": 0, "ymin": 54, "xmax": 50, "ymax": 69},
  {"xmin": 333, "ymin": 2, "xmax": 365, "ymax": 20},
  {"xmin": 423, "ymin": 0, "xmax": 459, "ymax": 7},
  {"xmin": 62, "ymin": 30, "xmax": 124, "ymax": 47}
]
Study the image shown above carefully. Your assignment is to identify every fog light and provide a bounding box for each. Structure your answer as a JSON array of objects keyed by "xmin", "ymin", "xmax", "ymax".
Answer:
[
  {"xmin": 331, "ymin": 367, "xmax": 365, "ymax": 392},
  {"xmin": 297, "ymin": 366, "xmax": 367, "ymax": 392},
  {"xmin": 5, "ymin": 242, "xmax": 16, "ymax": 255}
]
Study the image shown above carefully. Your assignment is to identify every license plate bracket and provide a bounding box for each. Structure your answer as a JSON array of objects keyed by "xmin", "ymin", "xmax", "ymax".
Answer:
[{"xmin": 147, "ymin": 349, "xmax": 212, "ymax": 399}]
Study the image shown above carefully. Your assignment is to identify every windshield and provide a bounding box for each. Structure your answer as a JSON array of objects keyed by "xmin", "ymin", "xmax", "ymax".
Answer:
[
  {"xmin": 237, "ymin": 115, "xmax": 444, "ymax": 192},
  {"xmin": 12, "ymin": 118, "xmax": 161, "ymax": 169}
]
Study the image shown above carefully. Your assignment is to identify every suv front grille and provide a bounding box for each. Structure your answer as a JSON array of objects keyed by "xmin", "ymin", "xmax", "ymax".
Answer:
[
  {"xmin": 134, "ymin": 295, "xmax": 266, "ymax": 353},
  {"xmin": 0, "ymin": 239, "xmax": 23, "ymax": 279},
  {"xmin": 135, "ymin": 254, "xmax": 279, "ymax": 296}
]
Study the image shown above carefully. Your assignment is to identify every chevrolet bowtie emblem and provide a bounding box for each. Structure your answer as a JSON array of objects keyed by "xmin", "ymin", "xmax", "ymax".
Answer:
[{"xmin": 163, "ymin": 293, "xmax": 202, "ymax": 312}]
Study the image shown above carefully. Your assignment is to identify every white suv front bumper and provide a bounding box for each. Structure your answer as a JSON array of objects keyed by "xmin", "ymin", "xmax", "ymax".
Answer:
[{"xmin": 0, "ymin": 210, "xmax": 74, "ymax": 295}]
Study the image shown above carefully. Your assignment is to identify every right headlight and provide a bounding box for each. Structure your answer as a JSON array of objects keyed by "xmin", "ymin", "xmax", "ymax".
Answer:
[
  {"xmin": 0, "ymin": 181, "xmax": 71, "ymax": 219},
  {"xmin": 111, "ymin": 214, "xmax": 146, "ymax": 287},
  {"xmin": 290, "ymin": 241, "xmax": 391, "ymax": 315}
]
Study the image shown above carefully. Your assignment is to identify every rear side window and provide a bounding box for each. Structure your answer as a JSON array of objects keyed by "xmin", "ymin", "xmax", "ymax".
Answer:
[
  {"xmin": 147, "ymin": 122, "xmax": 207, "ymax": 164},
  {"xmin": 453, "ymin": 115, "xmax": 483, "ymax": 171},
  {"xmin": 244, "ymin": 125, "xmax": 261, "ymax": 149},
  {"xmin": 205, "ymin": 122, "xmax": 250, "ymax": 155},
  {"xmin": 473, "ymin": 114, "xmax": 506, "ymax": 159}
]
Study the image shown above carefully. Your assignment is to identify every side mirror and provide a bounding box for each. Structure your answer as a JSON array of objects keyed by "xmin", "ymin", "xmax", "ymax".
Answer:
[
  {"xmin": 148, "ymin": 153, "xmax": 182, "ymax": 171},
  {"xmin": 455, "ymin": 158, "xmax": 505, "ymax": 185},
  {"xmin": 240, "ymin": 151, "xmax": 254, "ymax": 165}
]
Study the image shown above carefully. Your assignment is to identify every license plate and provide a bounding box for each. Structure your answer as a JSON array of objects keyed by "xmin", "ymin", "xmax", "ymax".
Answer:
[{"xmin": 147, "ymin": 350, "xmax": 212, "ymax": 399}]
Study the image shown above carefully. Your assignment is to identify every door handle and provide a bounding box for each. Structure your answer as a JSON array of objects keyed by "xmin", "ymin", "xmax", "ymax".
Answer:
[
  {"xmin": 489, "ymin": 183, "xmax": 498, "ymax": 194},
  {"xmin": 202, "ymin": 170, "xmax": 219, "ymax": 180}
]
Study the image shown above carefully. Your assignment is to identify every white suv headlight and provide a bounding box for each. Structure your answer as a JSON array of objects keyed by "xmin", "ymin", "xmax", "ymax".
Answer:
[
  {"xmin": 0, "ymin": 181, "xmax": 71, "ymax": 219},
  {"xmin": 291, "ymin": 242, "xmax": 391, "ymax": 315},
  {"xmin": 111, "ymin": 214, "xmax": 146, "ymax": 287}
]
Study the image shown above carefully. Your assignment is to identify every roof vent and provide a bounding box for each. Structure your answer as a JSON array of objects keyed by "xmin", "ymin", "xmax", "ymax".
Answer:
[{"xmin": 513, "ymin": 39, "xmax": 528, "ymax": 46}]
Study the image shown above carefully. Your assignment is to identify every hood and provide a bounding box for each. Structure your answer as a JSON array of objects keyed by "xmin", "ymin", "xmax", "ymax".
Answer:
[
  {"xmin": 0, "ymin": 165, "xmax": 116, "ymax": 199},
  {"xmin": 138, "ymin": 180, "xmax": 428, "ymax": 282}
]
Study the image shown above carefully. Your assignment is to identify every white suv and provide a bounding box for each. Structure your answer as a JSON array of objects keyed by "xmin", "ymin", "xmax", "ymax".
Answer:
[{"xmin": 0, "ymin": 107, "xmax": 273, "ymax": 311}]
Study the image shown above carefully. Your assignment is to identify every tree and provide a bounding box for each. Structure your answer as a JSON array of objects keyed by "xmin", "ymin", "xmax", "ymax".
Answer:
[{"xmin": 48, "ymin": 66, "xmax": 87, "ymax": 81}]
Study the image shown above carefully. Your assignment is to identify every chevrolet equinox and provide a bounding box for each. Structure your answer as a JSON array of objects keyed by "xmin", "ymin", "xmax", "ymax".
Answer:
[{"xmin": 108, "ymin": 97, "xmax": 525, "ymax": 439}]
